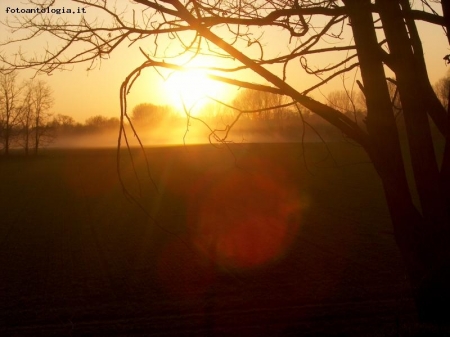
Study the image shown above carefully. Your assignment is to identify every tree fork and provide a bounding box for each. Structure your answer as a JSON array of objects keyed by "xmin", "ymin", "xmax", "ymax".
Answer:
[
  {"xmin": 343, "ymin": 0, "xmax": 449, "ymax": 324},
  {"xmin": 377, "ymin": 0, "xmax": 448, "ymax": 228},
  {"xmin": 399, "ymin": 0, "xmax": 448, "ymax": 137},
  {"xmin": 377, "ymin": 0, "xmax": 450, "ymax": 324}
]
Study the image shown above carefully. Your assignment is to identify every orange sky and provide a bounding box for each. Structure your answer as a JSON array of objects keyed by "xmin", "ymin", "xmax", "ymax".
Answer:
[{"xmin": 0, "ymin": 0, "xmax": 449, "ymax": 123}]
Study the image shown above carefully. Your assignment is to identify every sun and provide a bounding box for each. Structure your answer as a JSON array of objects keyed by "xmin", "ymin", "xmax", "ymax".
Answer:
[{"xmin": 164, "ymin": 69, "xmax": 222, "ymax": 114}]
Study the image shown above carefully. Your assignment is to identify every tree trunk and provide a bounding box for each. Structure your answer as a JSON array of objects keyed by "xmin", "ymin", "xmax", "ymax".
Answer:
[
  {"xmin": 4, "ymin": 125, "xmax": 9, "ymax": 156},
  {"xmin": 377, "ymin": 0, "xmax": 450, "ymax": 324},
  {"xmin": 440, "ymin": 0, "xmax": 450, "ymax": 209},
  {"xmin": 345, "ymin": 0, "xmax": 450, "ymax": 324},
  {"xmin": 441, "ymin": 91, "xmax": 450, "ymax": 208},
  {"xmin": 399, "ymin": 0, "xmax": 448, "ymax": 137},
  {"xmin": 441, "ymin": 0, "xmax": 450, "ymax": 45},
  {"xmin": 344, "ymin": 0, "xmax": 424, "ymax": 271},
  {"xmin": 4, "ymin": 108, "xmax": 10, "ymax": 155},
  {"xmin": 34, "ymin": 116, "xmax": 39, "ymax": 155},
  {"xmin": 377, "ymin": 0, "xmax": 447, "ymax": 227},
  {"xmin": 24, "ymin": 120, "xmax": 29, "ymax": 156}
]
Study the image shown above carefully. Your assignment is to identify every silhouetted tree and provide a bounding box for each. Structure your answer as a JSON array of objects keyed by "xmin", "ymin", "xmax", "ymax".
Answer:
[
  {"xmin": 344, "ymin": 0, "xmax": 449, "ymax": 323},
  {"xmin": 326, "ymin": 89, "xmax": 366, "ymax": 125},
  {"xmin": 51, "ymin": 114, "xmax": 76, "ymax": 129},
  {"xmin": 131, "ymin": 103, "xmax": 172, "ymax": 127},
  {"xmin": 1, "ymin": 0, "xmax": 450, "ymax": 324},
  {"xmin": 0, "ymin": 72, "xmax": 22, "ymax": 155},
  {"xmin": 386, "ymin": 79, "xmax": 403, "ymax": 117},
  {"xmin": 85, "ymin": 115, "xmax": 120, "ymax": 131},
  {"xmin": 233, "ymin": 89, "xmax": 287, "ymax": 121},
  {"xmin": 434, "ymin": 71, "xmax": 450, "ymax": 109},
  {"xmin": 19, "ymin": 80, "xmax": 34, "ymax": 155},
  {"xmin": 30, "ymin": 80, "xmax": 53, "ymax": 154}
]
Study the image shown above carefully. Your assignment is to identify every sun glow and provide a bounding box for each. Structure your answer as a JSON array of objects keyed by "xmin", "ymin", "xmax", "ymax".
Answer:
[{"xmin": 164, "ymin": 69, "xmax": 222, "ymax": 114}]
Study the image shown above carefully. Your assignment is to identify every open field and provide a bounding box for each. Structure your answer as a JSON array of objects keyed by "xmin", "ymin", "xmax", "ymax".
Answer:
[{"xmin": 0, "ymin": 143, "xmax": 429, "ymax": 336}]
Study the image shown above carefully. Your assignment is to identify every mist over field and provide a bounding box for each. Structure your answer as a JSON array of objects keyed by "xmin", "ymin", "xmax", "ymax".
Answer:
[{"xmin": 48, "ymin": 117, "xmax": 343, "ymax": 148}]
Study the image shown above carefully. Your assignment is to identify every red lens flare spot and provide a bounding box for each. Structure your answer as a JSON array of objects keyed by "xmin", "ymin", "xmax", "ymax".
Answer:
[{"xmin": 189, "ymin": 162, "xmax": 302, "ymax": 270}]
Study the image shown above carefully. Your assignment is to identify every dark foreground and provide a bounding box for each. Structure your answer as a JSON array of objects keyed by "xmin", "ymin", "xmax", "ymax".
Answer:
[{"xmin": 0, "ymin": 143, "xmax": 436, "ymax": 336}]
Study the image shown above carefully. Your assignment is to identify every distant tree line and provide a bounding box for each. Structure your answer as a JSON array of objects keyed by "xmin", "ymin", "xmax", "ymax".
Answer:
[
  {"xmin": 128, "ymin": 89, "xmax": 367, "ymax": 142},
  {"xmin": 129, "ymin": 91, "xmax": 345, "ymax": 142},
  {"xmin": 128, "ymin": 73, "xmax": 448, "ymax": 143},
  {"xmin": 0, "ymin": 72, "xmax": 123, "ymax": 154},
  {"xmin": 50, "ymin": 114, "xmax": 120, "ymax": 136},
  {"xmin": 323, "ymin": 73, "xmax": 450, "ymax": 140},
  {"xmin": 4, "ymin": 72, "xmax": 448, "ymax": 152},
  {"xmin": 0, "ymin": 72, "xmax": 53, "ymax": 155}
]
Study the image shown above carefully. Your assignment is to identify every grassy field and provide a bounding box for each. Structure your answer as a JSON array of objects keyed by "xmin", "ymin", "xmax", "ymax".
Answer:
[{"xmin": 0, "ymin": 143, "xmax": 426, "ymax": 336}]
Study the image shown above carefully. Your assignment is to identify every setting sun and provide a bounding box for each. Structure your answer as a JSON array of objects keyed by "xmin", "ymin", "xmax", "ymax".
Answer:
[{"xmin": 163, "ymin": 69, "xmax": 223, "ymax": 114}]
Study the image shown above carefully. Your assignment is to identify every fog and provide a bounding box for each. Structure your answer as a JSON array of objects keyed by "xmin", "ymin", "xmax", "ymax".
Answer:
[{"xmin": 48, "ymin": 118, "xmax": 342, "ymax": 149}]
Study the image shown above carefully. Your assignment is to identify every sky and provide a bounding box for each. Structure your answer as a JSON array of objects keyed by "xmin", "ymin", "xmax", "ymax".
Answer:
[{"xmin": 0, "ymin": 0, "xmax": 449, "ymax": 123}]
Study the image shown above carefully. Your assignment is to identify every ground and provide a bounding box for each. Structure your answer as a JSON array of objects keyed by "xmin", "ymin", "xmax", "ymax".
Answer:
[{"xmin": 0, "ymin": 143, "xmax": 432, "ymax": 336}]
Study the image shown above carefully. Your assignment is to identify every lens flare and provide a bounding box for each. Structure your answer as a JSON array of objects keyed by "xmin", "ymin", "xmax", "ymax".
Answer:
[{"xmin": 188, "ymin": 160, "xmax": 302, "ymax": 270}]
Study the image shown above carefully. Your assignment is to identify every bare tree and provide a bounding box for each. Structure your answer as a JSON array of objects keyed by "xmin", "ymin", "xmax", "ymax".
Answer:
[
  {"xmin": 233, "ymin": 89, "xmax": 287, "ymax": 121},
  {"xmin": 0, "ymin": 72, "xmax": 23, "ymax": 155},
  {"xmin": 19, "ymin": 80, "xmax": 35, "ymax": 155},
  {"xmin": 434, "ymin": 72, "xmax": 450, "ymax": 109},
  {"xmin": 386, "ymin": 79, "xmax": 402, "ymax": 115},
  {"xmin": 1, "ymin": 0, "xmax": 450, "ymax": 324},
  {"xmin": 30, "ymin": 80, "xmax": 53, "ymax": 154},
  {"xmin": 131, "ymin": 103, "xmax": 174, "ymax": 127},
  {"xmin": 52, "ymin": 114, "xmax": 76, "ymax": 129},
  {"xmin": 85, "ymin": 115, "xmax": 120, "ymax": 131},
  {"xmin": 326, "ymin": 89, "xmax": 366, "ymax": 125}
]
